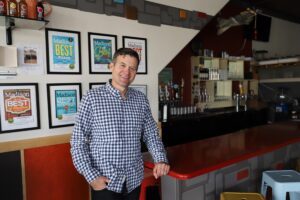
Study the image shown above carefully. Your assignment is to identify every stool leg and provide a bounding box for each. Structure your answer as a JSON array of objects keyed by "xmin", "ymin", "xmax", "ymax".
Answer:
[
  {"xmin": 261, "ymin": 181, "xmax": 267, "ymax": 197},
  {"xmin": 290, "ymin": 192, "xmax": 300, "ymax": 200},
  {"xmin": 273, "ymin": 189, "xmax": 286, "ymax": 200}
]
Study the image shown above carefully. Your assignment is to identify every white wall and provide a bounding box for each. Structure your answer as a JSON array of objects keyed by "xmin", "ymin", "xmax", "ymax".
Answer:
[
  {"xmin": 253, "ymin": 16, "xmax": 300, "ymax": 57},
  {"xmin": 147, "ymin": 0, "xmax": 228, "ymax": 15},
  {"xmin": 0, "ymin": 6, "xmax": 200, "ymax": 142}
]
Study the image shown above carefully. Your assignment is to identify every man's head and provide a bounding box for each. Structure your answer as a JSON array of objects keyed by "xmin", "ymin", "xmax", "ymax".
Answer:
[
  {"xmin": 109, "ymin": 48, "xmax": 140, "ymax": 93},
  {"xmin": 111, "ymin": 48, "xmax": 140, "ymax": 66}
]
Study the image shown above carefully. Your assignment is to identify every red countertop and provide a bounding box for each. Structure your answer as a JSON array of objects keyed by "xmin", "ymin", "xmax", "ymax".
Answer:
[{"xmin": 143, "ymin": 121, "xmax": 300, "ymax": 180}]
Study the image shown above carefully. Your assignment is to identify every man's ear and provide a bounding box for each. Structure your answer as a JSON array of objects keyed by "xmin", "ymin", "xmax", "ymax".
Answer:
[{"xmin": 108, "ymin": 63, "xmax": 113, "ymax": 71}]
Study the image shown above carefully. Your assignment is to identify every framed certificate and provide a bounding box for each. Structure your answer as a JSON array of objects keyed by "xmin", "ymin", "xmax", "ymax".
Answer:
[
  {"xmin": 122, "ymin": 36, "xmax": 147, "ymax": 74},
  {"xmin": 45, "ymin": 28, "xmax": 81, "ymax": 74},
  {"xmin": 47, "ymin": 83, "xmax": 81, "ymax": 128},
  {"xmin": 0, "ymin": 83, "xmax": 40, "ymax": 133},
  {"xmin": 89, "ymin": 82, "xmax": 106, "ymax": 89},
  {"xmin": 88, "ymin": 32, "xmax": 117, "ymax": 74},
  {"xmin": 130, "ymin": 84, "xmax": 147, "ymax": 96}
]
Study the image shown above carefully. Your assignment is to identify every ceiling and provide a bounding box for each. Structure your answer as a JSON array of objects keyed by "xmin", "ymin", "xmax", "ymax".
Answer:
[{"xmin": 231, "ymin": 0, "xmax": 300, "ymax": 24}]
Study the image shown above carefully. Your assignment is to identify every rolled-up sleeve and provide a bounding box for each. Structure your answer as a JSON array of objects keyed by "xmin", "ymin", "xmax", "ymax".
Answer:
[{"xmin": 142, "ymin": 99, "xmax": 168, "ymax": 164}]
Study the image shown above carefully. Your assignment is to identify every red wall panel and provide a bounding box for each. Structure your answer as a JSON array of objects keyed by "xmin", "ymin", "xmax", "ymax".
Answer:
[{"xmin": 24, "ymin": 143, "xmax": 89, "ymax": 200}]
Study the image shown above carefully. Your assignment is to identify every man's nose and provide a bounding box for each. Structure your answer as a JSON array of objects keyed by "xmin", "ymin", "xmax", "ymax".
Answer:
[{"xmin": 123, "ymin": 66, "xmax": 130, "ymax": 74}]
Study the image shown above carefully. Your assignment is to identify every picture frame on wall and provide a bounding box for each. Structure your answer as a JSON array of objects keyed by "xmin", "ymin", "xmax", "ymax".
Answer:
[
  {"xmin": 122, "ymin": 36, "xmax": 147, "ymax": 74},
  {"xmin": 47, "ymin": 83, "xmax": 82, "ymax": 128},
  {"xmin": 89, "ymin": 82, "xmax": 106, "ymax": 89},
  {"xmin": 45, "ymin": 28, "xmax": 81, "ymax": 74},
  {"xmin": 129, "ymin": 84, "xmax": 147, "ymax": 96},
  {"xmin": 88, "ymin": 32, "xmax": 117, "ymax": 74},
  {"xmin": 0, "ymin": 83, "xmax": 40, "ymax": 133}
]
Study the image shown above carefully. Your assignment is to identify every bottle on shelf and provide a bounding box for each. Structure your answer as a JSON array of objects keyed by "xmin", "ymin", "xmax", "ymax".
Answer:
[
  {"xmin": 18, "ymin": 0, "xmax": 28, "ymax": 18},
  {"xmin": 26, "ymin": 0, "xmax": 37, "ymax": 19},
  {"xmin": 7, "ymin": 0, "xmax": 18, "ymax": 17},
  {"xmin": 162, "ymin": 101, "xmax": 168, "ymax": 122},
  {"xmin": 174, "ymin": 84, "xmax": 180, "ymax": 100},
  {"xmin": 0, "ymin": 0, "xmax": 6, "ymax": 15},
  {"xmin": 36, "ymin": 0, "xmax": 44, "ymax": 20}
]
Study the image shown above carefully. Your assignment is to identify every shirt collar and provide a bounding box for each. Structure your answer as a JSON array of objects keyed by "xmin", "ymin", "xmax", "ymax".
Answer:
[{"xmin": 106, "ymin": 79, "xmax": 134, "ymax": 99}]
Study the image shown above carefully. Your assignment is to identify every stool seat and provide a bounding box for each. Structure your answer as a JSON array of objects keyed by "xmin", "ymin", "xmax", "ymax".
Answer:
[
  {"xmin": 220, "ymin": 192, "xmax": 265, "ymax": 200},
  {"xmin": 261, "ymin": 170, "xmax": 300, "ymax": 200}
]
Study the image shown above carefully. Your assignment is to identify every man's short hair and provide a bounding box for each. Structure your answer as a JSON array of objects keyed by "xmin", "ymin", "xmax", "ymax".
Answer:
[{"xmin": 112, "ymin": 48, "xmax": 140, "ymax": 66}]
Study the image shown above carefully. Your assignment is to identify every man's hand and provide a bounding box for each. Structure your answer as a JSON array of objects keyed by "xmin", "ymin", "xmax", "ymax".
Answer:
[
  {"xmin": 153, "ymin": 162, "xmax": 170, "ymax": 179},
  {"xmin": 90, "ymin": 176, "xmax": 110, "ymax": 191}
]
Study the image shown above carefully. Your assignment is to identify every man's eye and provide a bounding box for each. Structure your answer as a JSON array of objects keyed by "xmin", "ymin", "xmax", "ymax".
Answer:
[{"xmin": 129, "ymin": 67, "xmax": 137, "ymax": 72}]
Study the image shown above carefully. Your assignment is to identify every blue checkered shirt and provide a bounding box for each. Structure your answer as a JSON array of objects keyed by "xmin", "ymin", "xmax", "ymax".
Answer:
[{"xmin": 70, "ymin": 81, "xmax": 168, "ymax": 193}]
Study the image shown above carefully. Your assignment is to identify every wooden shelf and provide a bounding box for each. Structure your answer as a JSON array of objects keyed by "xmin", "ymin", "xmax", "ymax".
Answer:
[
  {"xmin": 253, "ymin": 57, "xmax": 300, "ymax": 68},
  {"xmin": 259, "ymin": 77, "xmax": 300, "ymax": 83},
  {"xmin": 0, "ymin": 15, "xmax": 48, "ymax": 45}
]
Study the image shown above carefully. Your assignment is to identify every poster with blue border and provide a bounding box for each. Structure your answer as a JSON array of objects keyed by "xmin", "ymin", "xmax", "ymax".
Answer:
[
  {"xmin": 88, "ymin": 33, "xmax": 117, "ymax": 74},
  {"xmin": 52, "ymin": 35, "xmax": 75, "ymax": 65},
  {"xmin": 46, "ymin": 28, "xmax": 81, "ymax": 74},
  {"xmin": 93, "ymin": 38, "xmax": 113, "ymax": 64},
  {"xmin": 55, "ymin": 90, "xmax": 77, "ymax": 119}
]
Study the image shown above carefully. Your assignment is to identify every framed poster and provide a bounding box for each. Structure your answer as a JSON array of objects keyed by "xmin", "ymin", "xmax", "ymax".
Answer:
[
  {"xmin": 88, "ymin": 32, "xmax": 117, "ymax": 74},
  {"xmin": 45, "ymin": 28, "xmax": 81, "ymax": 74},
  {"xmin": 47, "ymin": 83, "xmax": 81, "ymax": 128},
  {"xmin": 0, "ymin": 83, "xmax": 40, "ymax": 133},
  {"xmin": 122, "ymin": 36, "xmax": 147, "ymax": 74},
  {"xmin": 130, "ymin": 84, "xmax": 147, "ymax": 96},
  {"xmin": 89, "ymin": 82, "xmax": 106, "ymax": 89}
]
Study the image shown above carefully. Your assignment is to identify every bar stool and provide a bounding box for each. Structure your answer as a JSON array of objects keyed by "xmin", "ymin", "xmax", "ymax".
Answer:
[
  {"xmin": 261, "ymin": 170, "xmax": 300, "ymax": 200},
  {"xmin": 220, "ymin": 192, "xmax": 265, "ymax": 200}
]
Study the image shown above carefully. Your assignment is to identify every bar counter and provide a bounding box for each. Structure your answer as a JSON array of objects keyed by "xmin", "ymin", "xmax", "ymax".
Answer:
[{"xmin": 143, "ymin": 121, "xmax": 300, "ymax": 200}]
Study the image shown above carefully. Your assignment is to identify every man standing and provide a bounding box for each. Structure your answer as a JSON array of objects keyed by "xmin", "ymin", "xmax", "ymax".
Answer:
[{"xmin": 71, "ymin": 48, "xmax": 170, "ymax": 200}]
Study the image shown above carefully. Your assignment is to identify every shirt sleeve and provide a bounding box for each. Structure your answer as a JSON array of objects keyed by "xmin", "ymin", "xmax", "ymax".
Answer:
[
  {"xmin": 142, "ymin": 98, "xmax": 168, "ymax": 164},
  {"xmin": 70, "ymin": 93, "xmax": 101, "ymax": 183}
]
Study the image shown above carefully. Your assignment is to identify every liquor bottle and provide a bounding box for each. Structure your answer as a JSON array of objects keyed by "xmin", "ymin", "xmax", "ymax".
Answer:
[
  {"xmin": 0, "ymin": 0, "xmax": 6, "ymax": 15},
  {"xmin": 18, "ymin": 0, "xmax": 28, "ymax": 18},
  {"xmin": 165, "ymin": 85, "xmax": 169, "ymax": 101},
  {"xmin": 159, "ymin": 84, "xmax": 165, "ymax": 102},
  {"xmin": 162, "ymin": 101, "xmax": 168, "ymax": 123},
  {"xmin": 7, "ymin": 0, "xmax": 17, "ymax": 17},
  {"xmin": 36, "ymin": 0, "xmax": 43, "ymax": 20},
  {"xmin": 25, "ymin": 0, "xmax": 37, "ymax": 19}
]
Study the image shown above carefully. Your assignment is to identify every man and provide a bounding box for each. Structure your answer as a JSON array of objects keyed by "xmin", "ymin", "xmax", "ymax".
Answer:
[{"xmin": 71, "ymin": 48, "xmax": 170, "ymax": 200}]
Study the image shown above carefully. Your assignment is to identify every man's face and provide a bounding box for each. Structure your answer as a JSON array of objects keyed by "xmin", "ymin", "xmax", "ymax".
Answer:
[{"xmin": 109, "ymin": 55, "xmax": 138, "ymax": 91}]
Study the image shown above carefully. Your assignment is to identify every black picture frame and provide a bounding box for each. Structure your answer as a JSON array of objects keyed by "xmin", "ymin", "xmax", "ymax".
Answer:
[
  {"xmin": 89, "ymin": 82, "xmax": 106, "ymax": 89},
  {"xmin": 88, "ymin": 32, "xmax": 117, "ymax": 74},
  {"xmin": 129, "ymin": 84, "xmax": 147, "ymax": 96},
  {"xmin": 45, "ymin": 28, "xmax": 82, "ymax": 74},
  {"xmin": 0, "ymin": 83, "xmax": 40, "ymax": 133},
  {"xmin": 122, "ymin": 36, "xmax": 147, "ymax": 74},
  {"xmin": 47, "ymin": 83, "xmax": 82, "ymax": 128}
]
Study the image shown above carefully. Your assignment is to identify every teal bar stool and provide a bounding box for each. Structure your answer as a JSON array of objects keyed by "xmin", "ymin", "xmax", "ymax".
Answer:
[{"xmin": 261, "ymin": 170, "xmax": 300, "ymax": 200}]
